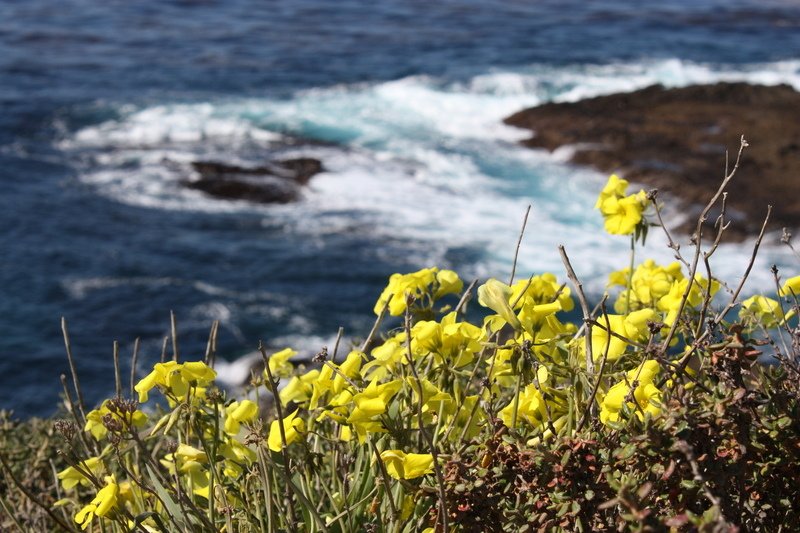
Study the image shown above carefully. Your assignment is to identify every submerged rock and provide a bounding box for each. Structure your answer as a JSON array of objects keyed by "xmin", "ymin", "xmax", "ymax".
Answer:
[
  {"xmin": 184, "ymin": 157, "xmax": 323, "ymax": 204},
  {"xmin": 505, "ymin": 82, "xmax": 800, "ymax": 238}
]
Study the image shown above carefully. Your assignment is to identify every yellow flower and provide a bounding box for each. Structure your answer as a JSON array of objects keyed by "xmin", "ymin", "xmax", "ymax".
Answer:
[
  {"xmin": 478, "ymin": 278, "xmax": 521, "ymax": 330},
  {"xmin": 180, "ymin": 361, "xmax": 217, "ymax": 384},
  {"xmin": 600, "ymin": 360, "xmax": 662, "ymax": 425},
  {"xmin": 434, "ymin": 269, "xmax": 463, "ymax": 299},
  {"xmin": 175, "ymin": 443, "xmax": 207, "ymax": 463},
  {"xmin": 740, "ymin": 295, "xmax": 785, "ymax": 329},
  {"xmin": 57, "ymin": 457, "xmax": 104, "ymax": 490},
  {"xmin": 219, "ymin": 438, "xmax": 257, "ymax": 478},
  {"xmin": 779, "ymin": 275, "xmax": 800, "ymax": 297},
  {"xmin": 610, "ymin": 259, "xmax": 683, "ymax": 313},
  {"xmin": 346, "ymin": 379, "xmax": 403, "ymax": 442},
  {"xmin": 279, "ymin": 369, "xmax": 319, "ymax": 407},
  {"xmin": 600, "ymin": 192, "xmax": 647, "ymax": 235},
  {"xmin": 181, "ymin": 460, "xmax": 211, "ymax": 499},
  {"xmin": 480, "ymin": 275, "xmax": 573, "ymax": 337},
  {"xmin": 134, "ymin": 361, "xmax": 178, "ymax": 403},
  {"xmin": 75, "ymin": 475, "xmax": 119, "ymax": 530},
  {"xmin": 380, "ymin": 450, "xmax": 434, "ymax": 480},
  {"xmin": 594, "ymin": 174, "xmax": 629, "ymax": 210},
  {"xmin": 224, "ymin": 399, "xmax": 259, "ymax": 435},
  {"xmin": 658, "ymin": 275, "xmax": 720, "ymax": 325},
  {"xmin": 267, "ymin": 409, "xmax": 305, "ymax": 452},
  {"xmin": 159, "ymin": 444, "xmax": 212, "ymax": 498},
  {"xmin": 134, "ymin": 360, "xmax": 216, "ymax": 403},
  {"xmin": 267, "ymin": 348, "xmax": 297, "ymax": 377},
  {"xmin": 401, "ymin": 495, "xmax": 416, "ymax": 520},
  {"xmin": 117, "ymin": 479, "xmax": 148, "ymax": 510},
  {"xmin": 517, "ymin": 301, "xmax": 563, "ymax": 335},
  {"xmin": 362, "ymin": 333, "xmax": 407, "ymax": 381},
  {"xmin": 333, "ymin": 350, "xmax": 364, "ymax": 391},
  {"xmin": 510, "ymin": 273, "xmax": 574, "ymax": 313},
  {"xmin": 338, "ymin": 424, "xmax": 353, "ymax": 442},
  {"xmin": 308, "ymin": 351, "xmax": 362, "ymax": 410},
  {"xmin": 410, "ymin": 312, "xmax": 484, "ymax": 367},
  {"xmin": 498, "ymin": 382, "xmax": 556, "ymax": 429},
  {"xmin": 406, "ymin": 377, "xmax": 454, "ymax": 418},
  {"xmin": 579, "ymin": 308, "xmax": 656, "ymax": 362},
  {"xmin": 595, "ymin": 174, "xmax": 648, "ymax": 236},
  {"xmin": 374, "ymin": 267, "xmax": 439, "ymax": 316}
]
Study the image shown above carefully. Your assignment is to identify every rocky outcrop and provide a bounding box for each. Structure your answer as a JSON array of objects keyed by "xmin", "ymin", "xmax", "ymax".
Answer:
[
  {"xmin": 184, "ymin": 158, "xmax": 323, "ymax": 204},
  {"xmin": 505, "ymin": 82, "xmax": 800, "ymax": 238}
]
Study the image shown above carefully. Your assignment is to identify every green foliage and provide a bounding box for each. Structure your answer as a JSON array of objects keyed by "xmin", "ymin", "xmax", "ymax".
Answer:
[{"xmin": 2, "ymin": 169, "xmax": 800, "ymax": 532}]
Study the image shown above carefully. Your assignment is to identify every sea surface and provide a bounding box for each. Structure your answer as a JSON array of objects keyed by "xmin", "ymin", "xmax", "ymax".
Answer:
[{"xmin": 3, "ymin": 0, "xmax": 800, "ymax": 416}]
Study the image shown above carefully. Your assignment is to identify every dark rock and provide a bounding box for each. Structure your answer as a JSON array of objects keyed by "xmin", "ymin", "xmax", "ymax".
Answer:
[
  {"xmin": 184, "ymin": 158, "xmax": 323, "ymax": 204},
  {"xmin": 504, "ymin": 82, "xmax": 800, "ymax": 239}
]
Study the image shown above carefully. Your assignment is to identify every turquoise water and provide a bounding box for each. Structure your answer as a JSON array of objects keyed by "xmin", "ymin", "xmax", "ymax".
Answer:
[{"xmin": 2, "ymin": 0, "xmax": 800, "ymax": 415}]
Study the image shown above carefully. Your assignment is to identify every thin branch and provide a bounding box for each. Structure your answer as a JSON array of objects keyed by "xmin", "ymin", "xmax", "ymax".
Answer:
[
  {"xmin": 659, "ymin": 136, "xmax": 748, "ymax": 355},
  {"xmin": 130, "ymin": 337, "xmax": 140, "ymax": 398},
  {"xmin": 674, "ymin": 440, "xmax": 726, "ymax": 520},
  {"xmin": 59, "ymin": 375, "xmax": 95, "ymax": 456},
  {"xmin": 404, "ymin": 304, "xmax": 450, "ymax": 532},
  {"xmin": 205, "ymin": 320, "xmax": 219, "ymax": 367},
  {"xmin": 159, "ymin": 336, "xmax": 169, "ymax": 364},
  {"xmin": 367, "ymin": 439, "xmax": 399, "ymax": 521},
  {"xmin": 360, "ymin": 296, "xmax": 391, "ymax": 355},
  {"xmin": 259, "ymin": 342, "xmax": 298, "ymax": 532},
  {"xmin": 454, "ymin": 279, "xmax": 478, "ymax": 315},
  {"xmin": 559, "ymin": 245, "xmax": 594, "ymax": 376},
  {"xmin": 509, "ymin": 204, "xmax": 532, "ymax": 285},
  {"xmin": 587, "ymin": 319, "xmax": 648, "ymax": 350},
  {"xmin": 113, "ymin": 340, "xmax": 122, "ymax": 398},
  {"xmin": 780, "ymin": 228, "xmax": 800, "ymax": 262},
  {"xmin": 716, "ymin": 205, "xmax": 771, "ymax": 320},
  {"xmin": 170, "ymin": 310, "xmax": 180, "ymax": 362},
  {"xmin": 331, "ymin": 326, "xmax": 345, "ymax": 363},
  {"xmin": 666, "ymin": 205, "xmax": 771, "ymax": 387},
  {"xmin": 61, "ymin": 318, "xmax": 87, "ymax": 424},
  {"xmin": 649, "ymin": 190, "xmax": 690, "ymax": 269},
  {"xmin": 575, "ymin": 297, "xmax": 612, "ymax": 432}
]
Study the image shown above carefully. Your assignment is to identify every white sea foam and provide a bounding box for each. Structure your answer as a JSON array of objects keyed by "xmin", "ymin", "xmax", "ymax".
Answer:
[
  {"xmin": 62, "ymin": 276, "xmax": 283, "ymax": 304},
  {"xmin": 61, "ymin": 58, "xmax": 800, "ymax": 291},
  {"xmin": 66, "ymin": 103, "xmax": 282, "ymax": 148},
  {"xmin": 213, "ymin": 351, "xmax": 263, "ymax": 388}
]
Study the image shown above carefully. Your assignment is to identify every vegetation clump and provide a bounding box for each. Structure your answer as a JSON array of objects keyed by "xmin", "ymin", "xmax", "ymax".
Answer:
[{"xmin": 1, "ymin": 141, "xmax": 799, "ymax": 531}]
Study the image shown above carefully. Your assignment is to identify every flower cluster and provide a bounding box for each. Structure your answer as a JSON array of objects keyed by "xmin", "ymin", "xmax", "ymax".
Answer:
[
  {"xmin": 595, "ymin": 174, "xmax": 649, "ymax": 236},
  {"xmin": 49, "ymin": 173, "xmax": 800, "ymax": 532},
  {"xmin": 57, "ymin": 359, "xmax": 263, "ymax": 530},
  {"xmin": 599, "ymin": 359, "xmax": 663, "ymax": 425},
  {"xmin": 135, "ymin": 360, "xmax": 217, "ymax": 403},
  {"xmin": 373, "ymin": 266, "xmax": 463, "ymax": 316}
]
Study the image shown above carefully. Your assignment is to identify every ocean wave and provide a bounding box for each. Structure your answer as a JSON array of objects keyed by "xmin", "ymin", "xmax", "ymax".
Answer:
[{"xmin": 59, "ymin": 58, "xmax": 800, "ymax": 291}]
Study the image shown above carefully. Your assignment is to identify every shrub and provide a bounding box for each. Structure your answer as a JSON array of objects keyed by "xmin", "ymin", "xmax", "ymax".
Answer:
[{"xmin": 2, "ymin": 138, "xmax": 799, "ymax": 532}]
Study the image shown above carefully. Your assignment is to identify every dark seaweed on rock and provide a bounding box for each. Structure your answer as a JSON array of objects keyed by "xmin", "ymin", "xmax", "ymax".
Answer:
[
  {"xmin": 505, "ymin": 82, "xmax": 800, "ymax": 239},
  {"xmin": 184, "ymin": 157, "xmax": 323, "ymax": 204}
]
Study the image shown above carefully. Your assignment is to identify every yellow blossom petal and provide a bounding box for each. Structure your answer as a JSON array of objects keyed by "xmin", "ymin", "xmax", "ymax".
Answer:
[
  {"xmin": 74, "ymin": 475, "xmax": 118, "ymax": 530},
  {"xmin": 380, "ymin": 450, "xmax": 434, "ymax": 480},
  {"xmin": 268, "ymin": 409, "xmax": 305, "ymax": 452},
  {"xmin": 477, "ymin": 278, "xmax": 521, "ymax": 329}
]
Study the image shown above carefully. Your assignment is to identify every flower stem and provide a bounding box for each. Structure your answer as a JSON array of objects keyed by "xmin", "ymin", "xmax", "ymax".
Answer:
[{"xmin": 624, "ymin": 234, "xmax": 636, "ymax": 315}]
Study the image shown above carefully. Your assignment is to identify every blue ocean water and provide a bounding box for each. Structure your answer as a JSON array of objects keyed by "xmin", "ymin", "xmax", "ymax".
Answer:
[{"xmin": 2, "ymin": 0, "xmax": 800, "ymax": 416}]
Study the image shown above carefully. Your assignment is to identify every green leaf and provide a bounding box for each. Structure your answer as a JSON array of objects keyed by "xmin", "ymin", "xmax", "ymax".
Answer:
[{"xmin": 146, "ymin": 464, "xmax": 190, "ymax": 529}]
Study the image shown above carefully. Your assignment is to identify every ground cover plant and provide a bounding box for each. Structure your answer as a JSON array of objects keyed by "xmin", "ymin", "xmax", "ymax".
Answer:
[{"xmin": 1, "ymin": 138, "xmax": 799, "ymax": 532}]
